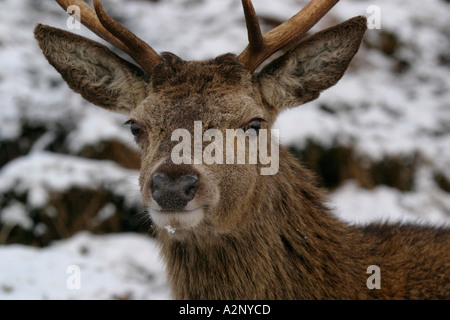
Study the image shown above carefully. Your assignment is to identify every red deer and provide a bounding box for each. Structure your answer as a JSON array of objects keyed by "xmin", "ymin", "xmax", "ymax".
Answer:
[{"xmin": 34, "ymin": 0, "xmax": 450, "ymax": 299}]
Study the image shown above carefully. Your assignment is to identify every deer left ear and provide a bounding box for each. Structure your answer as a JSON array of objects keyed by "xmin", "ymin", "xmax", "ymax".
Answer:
[
  {"xmin": 34, "ymin": 24, "xmax": 150, "ymax": 114},
  {"xmin": 256, "ymin": 16, "xmax": 367, "ymax": 112}
]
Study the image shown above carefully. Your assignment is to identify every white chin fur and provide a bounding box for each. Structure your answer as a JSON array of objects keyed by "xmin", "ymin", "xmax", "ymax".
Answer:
[{"xmin": 149, "ymin": 207, "xmax": 204, "ymax": 231}]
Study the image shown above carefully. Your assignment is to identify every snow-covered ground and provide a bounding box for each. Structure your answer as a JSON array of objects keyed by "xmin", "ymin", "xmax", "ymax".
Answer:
[
  {"xmin": 0, "ymin": 232, "xmax": 170, "ymax": 299},
  {"xmin": 0, "ymin": 0, "xmax": 449, "ymax": 299}
]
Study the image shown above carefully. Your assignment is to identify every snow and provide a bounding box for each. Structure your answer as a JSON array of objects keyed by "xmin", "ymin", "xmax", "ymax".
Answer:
[
  {"xmin": 330, "ymin": 181, "xmax": 450, "ymax": 228},
  {"xmin": 164, "ymin": 225, "xmax": 177, "ymax": 235},
  {"xmin": 0, "ymin": 151, "xmax": 139, "ymax": 208},
  {"xmin": 0, "ymin": 201, "xmax": 32, "ymax": 231},
  {"xmin": 0, "ymin": 0, "xmax": 449, "ymax": 299},
  {"xmin": 277, "ymin": 0, "xmax": 450, "ymax": 172},
  {"xmin": 0, "ymin": 232, "xmax": 170, "ymax": 300}
]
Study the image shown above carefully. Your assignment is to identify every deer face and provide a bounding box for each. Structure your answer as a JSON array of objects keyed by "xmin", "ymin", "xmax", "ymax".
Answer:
[
  {"xmin": 132, "ymin": 54, "xmax": 268, "ymax": 234},
  {"xmin": 34, "ymin": 0, "xmax": 367, "ymax": 237}
]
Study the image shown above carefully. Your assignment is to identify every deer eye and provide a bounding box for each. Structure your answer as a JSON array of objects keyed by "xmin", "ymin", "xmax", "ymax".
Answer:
[
  {"xmin": 124, "ymin": 119, "xmax": 144, "ymax": 141},
  {"xmin": 241, "ymin": 118, "xmax": 266, "ymax": 134}
]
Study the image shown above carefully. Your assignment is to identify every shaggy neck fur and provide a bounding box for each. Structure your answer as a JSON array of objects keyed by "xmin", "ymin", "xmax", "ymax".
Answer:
[
  {"xmin": 157, "ymin": 146, "xmax": 450, "ymax": 300},
  {"xmin": 157, "ymin": 147, "xmax": 370, "ymax": 299}
]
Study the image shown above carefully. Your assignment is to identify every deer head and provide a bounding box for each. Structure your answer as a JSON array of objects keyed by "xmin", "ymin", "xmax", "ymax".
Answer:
[{"xmin": 34, "ymin": 0, "xmax": 367, "ymax": 238}]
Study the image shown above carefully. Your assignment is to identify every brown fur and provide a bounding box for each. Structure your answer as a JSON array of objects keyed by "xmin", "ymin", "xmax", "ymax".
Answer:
[
  {"xmin": 34, "ymin": 24, "xmax": 149, "ymax": 113},
  {"xmin": 160, "ymin": 148, "xmax": 450, "ymax": 299},
  {"xmin": 34, "ymin": 13, "xmax": 450, "ymax": 299}
]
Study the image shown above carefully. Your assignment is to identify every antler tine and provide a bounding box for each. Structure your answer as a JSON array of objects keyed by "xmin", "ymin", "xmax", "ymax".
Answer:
[
  {"xmin": 93, "ymin": 0, "xmax": 161, "ymax": 74},
  {"xmin": 55, "ymin": 0, "xmax": 128, "ymax": 52},
  {"xmin": 238, "ymin": 0, "xmax": 339, "ymax": 72},
  {"xmin": 241, "ymin": 0, "xmax": 264, "ymax": 53},
  {"xmin": 55, "ymin": 0, "xmax": 161, "ymax": 74}
]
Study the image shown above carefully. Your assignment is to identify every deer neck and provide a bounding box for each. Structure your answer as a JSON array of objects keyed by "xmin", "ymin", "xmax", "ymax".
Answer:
[{"xmin": 158, "ymin": 147, "xmax": 364, "ymax": 299}]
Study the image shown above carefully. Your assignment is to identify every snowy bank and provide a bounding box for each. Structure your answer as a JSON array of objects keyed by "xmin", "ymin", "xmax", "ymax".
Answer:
[{"xmin": 0, "ymin": 232, "xmax": 170, "ymax": 300}]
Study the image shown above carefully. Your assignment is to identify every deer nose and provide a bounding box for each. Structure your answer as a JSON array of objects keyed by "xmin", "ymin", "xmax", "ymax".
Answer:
[{"xmin": 151, "ymin": 173, "xmax": 199, "ymax": 210}]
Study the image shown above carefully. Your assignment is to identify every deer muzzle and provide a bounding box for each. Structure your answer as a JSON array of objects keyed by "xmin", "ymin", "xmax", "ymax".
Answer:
[{"xmin": 151, "ymin": 173, "xmax": 199, "ymax": 211}]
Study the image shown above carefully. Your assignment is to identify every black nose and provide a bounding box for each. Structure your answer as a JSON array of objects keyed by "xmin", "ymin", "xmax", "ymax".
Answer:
[{"xmin": 151, "ymin": 173, "xmax": 198, "ymax": 210}]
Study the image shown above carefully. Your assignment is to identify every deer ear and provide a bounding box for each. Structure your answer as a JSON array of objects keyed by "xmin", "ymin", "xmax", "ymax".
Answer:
[
  {"xmin": 256, "ymin": 16, "xmax": 367, "ymax": 112},
  {"xmin": 34, "ymin": 24, "xmax": 149, "ymax": 114}
]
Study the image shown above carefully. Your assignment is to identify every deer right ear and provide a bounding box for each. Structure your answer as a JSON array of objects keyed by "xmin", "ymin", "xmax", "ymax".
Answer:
[
  {"xmin": 256, "ymin": 16, "xmax": 367, "ymax": 112},
  {"xmin": 34, "ymin": 24, "xmax": 150, "ymax": 114}
]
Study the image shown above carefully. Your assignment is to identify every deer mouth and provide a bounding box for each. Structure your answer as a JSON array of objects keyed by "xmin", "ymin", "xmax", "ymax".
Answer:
[
  {"xmin": 144, "ymin": 160, "xmax": 220, "ymax": 233},
  {"xmin": 148, "ymin": 206, "xmax": 205, "ymax": 232}
]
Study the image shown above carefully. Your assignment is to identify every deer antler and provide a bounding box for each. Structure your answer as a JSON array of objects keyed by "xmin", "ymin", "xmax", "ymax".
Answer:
[
  {"xmin": 238, "ymin": 0, "xmax": 339, "ymax": 72},
  {"xmin": 55, "ymin": 0, "xmax": 161, "ymax": 74}
]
